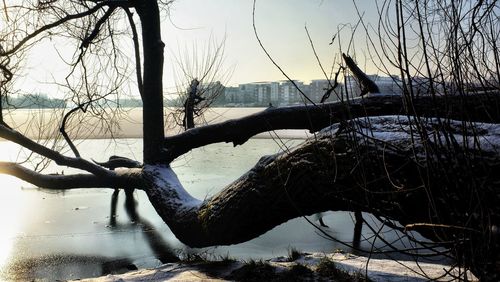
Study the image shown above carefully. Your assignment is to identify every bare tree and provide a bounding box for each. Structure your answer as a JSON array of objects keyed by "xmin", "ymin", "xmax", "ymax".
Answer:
[
  {"xmin": 168, "ymin": 38, "xmax": 231, "ymax": 130},
  {"xmin": 0, "ymin": 0, "xmax": 499, "ymax": 280}
]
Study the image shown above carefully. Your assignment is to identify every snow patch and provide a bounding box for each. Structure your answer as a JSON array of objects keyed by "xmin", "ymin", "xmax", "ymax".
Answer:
[
  {"xmin": 114, "ymin": 167, "xmax": 142, "ymax": 176},
  {"xmin": 74, "ymin": 263, "xmax": 226, "ymax": 282},
  {"xmin": 73, "ymin": 252, "xmax": 477, "ymax": 282},
  {"xmin": 305, "ymin": 252, "xmax": 477, "ymax": 281},
  {"xmin": 321, "ymin": 115, "xmax": 500, "ymax": 155},
  {"xmin": 362, "ymin": 92, "xmax": 401, "ymax": 98}
]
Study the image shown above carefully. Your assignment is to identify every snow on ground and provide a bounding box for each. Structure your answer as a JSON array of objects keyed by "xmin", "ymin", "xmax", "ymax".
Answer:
[
  {"xmin": 302, "ymin": 252, "xmax": 477, "ymax": 281},
  {"xmin": 79, "ymin": 265, "xmax": 227, "ymax": 282},
  {"xmin": 74, "ymin": 252, "xmax": 477, "ymax": 281}
]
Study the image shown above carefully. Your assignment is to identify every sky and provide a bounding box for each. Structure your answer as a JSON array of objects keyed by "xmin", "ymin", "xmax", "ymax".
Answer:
[
  {"xmin": 162, "ymin": 0, "xmax": 381, "ymax": 89},
  {"xmin": 5, "ymin": 0, "xmax": 384, "ymax": 98},
  {"xmin": 163, "ymin": 0, "xmax": 338, "ymax": 90}
]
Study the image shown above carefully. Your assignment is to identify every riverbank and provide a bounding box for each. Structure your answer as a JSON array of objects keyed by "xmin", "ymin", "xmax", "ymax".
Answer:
[{"xmin": 76, "ymin": 251, "xmax": 477, "ymax": 281}]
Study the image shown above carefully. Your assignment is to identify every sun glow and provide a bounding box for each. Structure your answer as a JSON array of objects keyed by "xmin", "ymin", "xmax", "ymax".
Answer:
[{"xmin": 0, "ymin": 174, "xmax": 25, "ymax": 268}]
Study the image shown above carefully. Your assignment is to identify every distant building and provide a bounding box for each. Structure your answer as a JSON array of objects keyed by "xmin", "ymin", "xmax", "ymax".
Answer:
[
  {"xmin": 256, "ymin": 82, "xmax": 271, "ymax": 106},
  {"xmin": 308, "ymin": 79, "xmax": 347, "ymax": 102},
  {"xmin": 344, "ymin": 75, "xmax": 363, "ymax": 97},
  {"xmin": 270, "ymin": 82, "xmax": 279, "ymax": 104},
  {"xmin": 199, "ymin": 75, "xmax": 408, "ymax": 107},
  {"xmin": 223, "ymin": 86, "xmax": 239, "ymax": 105},
  {"xmin": 202, "ymin": 81, "xmax": 225, "ymax": 105},
  {"xmin": 279, "ymin": 80, "xmax": 305, "ymax": 106},
  {"xmin": 344, "ymin": 75, "xmax": 401, "ymax": 96},
  {"xmin": 409, "ymin": 76, "xmax": 433, "ymax": 96}
]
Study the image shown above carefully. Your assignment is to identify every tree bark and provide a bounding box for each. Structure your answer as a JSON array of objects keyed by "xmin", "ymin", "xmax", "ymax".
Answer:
[
  {"xmin": 343, "ymin": 53, "xmax": 380, "ymax": 95},
  {"xmin": 164, "ymin": 92, "xmax": 500, "ymax": 162},
  {"xmin": 149, "ymin": 115, "xmax": 500, "ymax": 279},
  {"xmin": 183, "ymin": 79, "xmax": 200, "ymax": 130},
  {"xmin": 159, "ymin": 119, "xmax": 496, "ymax": 241},
  {"xmin": 136, "ymin": 1, "xmax": 166, "ymax": 164},
  {"xmin": 0, "ymin": 162, "xmax": 143, "ymax": 189}
]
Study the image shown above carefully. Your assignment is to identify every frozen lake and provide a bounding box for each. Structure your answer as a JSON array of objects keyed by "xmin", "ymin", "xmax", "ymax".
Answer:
[{"xmin": 0, "ymin": 109, "xmax": 446, "ymax": 280}]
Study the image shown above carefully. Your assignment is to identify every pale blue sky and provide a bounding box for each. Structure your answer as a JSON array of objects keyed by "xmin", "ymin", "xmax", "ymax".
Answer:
[
  {"xmin": 163, "ymin": 0, "xmax": 381, "ymax": 90},
  {"xmin": 9, "ymin": 1, "xmax": 383, "ymax": 97}
]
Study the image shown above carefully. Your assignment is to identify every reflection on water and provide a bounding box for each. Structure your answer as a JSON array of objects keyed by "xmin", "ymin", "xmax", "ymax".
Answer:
[
  {"xmin": 109, "ymin": 188, "xmax": 179, "ymax": 264},
  {"xmin": 0, "ymin": 138, "xmax": 441, "ymax": 281},
  {"xmin": 352, "ymin": 211, "xmax": 364, "ymax": 250}
]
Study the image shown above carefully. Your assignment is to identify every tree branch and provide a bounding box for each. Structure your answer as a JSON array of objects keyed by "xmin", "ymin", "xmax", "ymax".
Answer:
[
  {"xmin": 0, "ymin": 162, "xmax": 142, "ymax": 189},
  {"xmin": 164, "ymin": 92, "xmax": 500, "ymax": 162},
  {"xmin": 124, "ymin": 7, "xmax": 144, "ymax": 98},
  {"xmin": 0, "ymin": 2, "xmax": 117, "ymax": 56},
  {"xmin": 60, "ymin": 105, "xmax": 85, "ymax": 158},
  {"xmin": 0, "ymin": 124, "xmax": 112, "ymax": 176},
  {"xmin": 342, "ymin": 53, "xmax": 380, "ymax": 95},
  {"xmin": 80, "ymin": 6, "xmax": 117, "ymax": 49}
]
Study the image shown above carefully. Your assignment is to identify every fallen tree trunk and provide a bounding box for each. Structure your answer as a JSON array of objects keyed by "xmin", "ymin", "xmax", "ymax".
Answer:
[{"xmin": 151, "ymin": 115, "xmax": 500, "ymax": 280}]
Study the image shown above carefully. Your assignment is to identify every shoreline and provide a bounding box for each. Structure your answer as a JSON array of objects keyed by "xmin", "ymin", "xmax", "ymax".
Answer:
[{"xmin": 75, "ymin": 251, "xmax": 477, "ymax": 281}]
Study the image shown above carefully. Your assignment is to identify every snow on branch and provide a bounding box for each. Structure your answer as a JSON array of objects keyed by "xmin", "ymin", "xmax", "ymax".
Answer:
[
  {"xmin": 322, "ymin": 115, "xmax": 500, "ymax": 156},
  {"xmin": 143, "ymin": 165, "xmax": 202, "ymax": 212}
]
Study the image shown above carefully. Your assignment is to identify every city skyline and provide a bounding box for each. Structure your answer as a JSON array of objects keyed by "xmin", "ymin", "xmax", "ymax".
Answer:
[
  {"xmin": 171, "ymin": 75, "xmax": 406, "ymax": 107},
  {"xmin": 14, "ymin": 72, "xmax": 485, "ymax": 108}
]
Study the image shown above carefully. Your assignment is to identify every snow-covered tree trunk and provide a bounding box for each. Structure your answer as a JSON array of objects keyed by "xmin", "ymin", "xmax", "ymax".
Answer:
[{"xmin": 145, "ymin": 115, "xmax": 500, "ymax": 279}]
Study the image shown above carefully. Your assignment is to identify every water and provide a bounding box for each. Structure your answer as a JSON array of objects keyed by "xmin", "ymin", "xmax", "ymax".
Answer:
[
  {"xmin": 0, "ymin": 139, "xmax": 444, "ymax": 280},
  {"xmin": 0, "ymin": 119, "xmax": 444, "ymax": 280},
  {"xmin": 1, "ymin": 107, "xmax": 309, "ymax": 140}
]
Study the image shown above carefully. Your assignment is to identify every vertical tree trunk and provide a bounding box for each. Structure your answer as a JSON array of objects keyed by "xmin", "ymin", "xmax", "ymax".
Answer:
[
  {"xmin": 136, "ymin": 1, "xmax": 166, "ymax": 164},
  {"xmin": 183, "ymin": 79, "xmax": 199, "ymax": 130}
]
